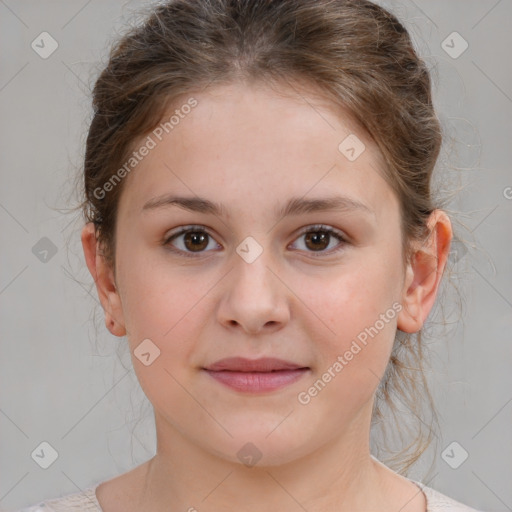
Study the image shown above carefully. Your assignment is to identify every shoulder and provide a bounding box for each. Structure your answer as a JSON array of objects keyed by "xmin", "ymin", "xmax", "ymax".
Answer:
[
  {"xmin": 410, "ymin": 479, "xmax": 485, "ymax": 512},
  {"xmin": 15, "ymin": 485, "xmax": 102, "ymax": 512}
]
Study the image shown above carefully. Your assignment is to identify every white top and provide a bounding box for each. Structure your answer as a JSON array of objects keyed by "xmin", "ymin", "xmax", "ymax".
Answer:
[{"xmin": 16, "ymin": 479, "xmax": 485, "ymax": 511}]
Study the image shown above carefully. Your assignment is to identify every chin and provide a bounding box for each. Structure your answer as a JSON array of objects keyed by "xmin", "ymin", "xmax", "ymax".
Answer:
[{"xmin": 203, "ymin": 428, "xmax": 314, "ymax": 469}]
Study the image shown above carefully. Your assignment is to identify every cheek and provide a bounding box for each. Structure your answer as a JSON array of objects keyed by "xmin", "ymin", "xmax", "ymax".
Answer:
[
  {"xmin": 119, "ymin": 265, "xmax": 213, "ymax": 414},
  {"xmin": 292, "ymin": 256, "xmax": 402, "ymax": 389},
  {"xmin": 116, "ymin": 250, "xmax": 213, "ymax": 381},
  {"xmin": 117, "ymin": 244, "xmax": 202, "ymax": 334},
  {"xmin": 295, "ymin": 275, "xmax": 399, "ymax": 422},
  {"xmin": 297, "ymin": 258, "xmax": 401, "ymax": 337}
]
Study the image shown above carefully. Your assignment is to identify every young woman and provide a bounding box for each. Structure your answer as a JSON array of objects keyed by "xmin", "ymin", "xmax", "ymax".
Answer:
[{"xmin": 19, "ymin": 0, "xmax": 483, "ymax": 510}]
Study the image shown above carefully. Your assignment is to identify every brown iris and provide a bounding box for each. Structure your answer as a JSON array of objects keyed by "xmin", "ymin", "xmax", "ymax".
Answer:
[
  {"xmin": 304, "ymin": 230, "xmax": 330, "ymax": 251},
  {"xmin": 184, "ymin": 231, "xmax": 209, "ymax": 252}
]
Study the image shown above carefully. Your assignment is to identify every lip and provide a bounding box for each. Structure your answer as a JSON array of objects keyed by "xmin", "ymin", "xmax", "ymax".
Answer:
[
  {"xmin": 204, "ymin": 357, "xmax": 307, "ymax": 372},
  {"xmin": 202, "ymin": 357, "xmax": 310, "ymax": 393}
]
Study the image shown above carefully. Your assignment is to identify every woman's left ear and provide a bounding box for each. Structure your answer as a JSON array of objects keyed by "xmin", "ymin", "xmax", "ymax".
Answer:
[{"xmin": 397, "ymin": 210, "xmax": 453, "ymax": 333}]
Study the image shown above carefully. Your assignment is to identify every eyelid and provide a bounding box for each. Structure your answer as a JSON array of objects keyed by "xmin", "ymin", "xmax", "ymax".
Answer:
[{"xmin": 295, "ymin": 224, "xmax": 347, "ymax": 240}]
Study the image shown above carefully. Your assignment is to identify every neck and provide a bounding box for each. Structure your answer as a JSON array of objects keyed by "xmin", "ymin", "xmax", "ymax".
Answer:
[{"xmin": 138, "ymin": 406, "xmax": 397, "ymax": 511}]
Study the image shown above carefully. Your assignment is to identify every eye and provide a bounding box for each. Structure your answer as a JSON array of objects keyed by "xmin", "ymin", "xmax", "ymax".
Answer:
[
  {"xmin": 163, "ymin": 225, "xmax": 220, "ymax": 258},
  {"xmin": 289, "ymin": 224, "xmax": 348, "ymax": 257},
  {"xmin": 163, "ymin": 224, "xmax": 348, "ymax": 258}
]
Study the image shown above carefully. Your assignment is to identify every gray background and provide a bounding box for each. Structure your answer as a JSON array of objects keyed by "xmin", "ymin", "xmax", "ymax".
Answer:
[{"xmin": 1, "ymin": 0, "xmax": 511, "ymax": 510}]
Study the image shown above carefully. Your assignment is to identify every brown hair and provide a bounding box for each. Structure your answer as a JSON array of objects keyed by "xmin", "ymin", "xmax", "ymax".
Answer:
[{"xmin": 80, "ymin": 0, "xmax": 446, "ymax": 476}]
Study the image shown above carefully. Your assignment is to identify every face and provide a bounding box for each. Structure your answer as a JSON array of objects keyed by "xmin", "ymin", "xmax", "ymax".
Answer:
[{"xmin": 84, "ymin": 80, "xmax": 442, "ymax": 467}]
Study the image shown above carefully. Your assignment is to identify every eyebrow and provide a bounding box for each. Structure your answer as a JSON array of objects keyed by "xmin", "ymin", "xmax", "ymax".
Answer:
[{"xmin": 141, "ymin": 194, "xmax": 374, "ymax": 219}]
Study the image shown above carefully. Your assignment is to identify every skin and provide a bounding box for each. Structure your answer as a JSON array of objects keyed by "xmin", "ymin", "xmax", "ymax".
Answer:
[{"xmin": 82, "ymin": 80, "xmax": 452, "ymax": 512}]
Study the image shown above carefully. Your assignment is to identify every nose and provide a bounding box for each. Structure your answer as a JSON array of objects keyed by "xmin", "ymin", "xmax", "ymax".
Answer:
[{"xmin": 216, "ymin": 250, "xmax": 290, "ymax": 335}]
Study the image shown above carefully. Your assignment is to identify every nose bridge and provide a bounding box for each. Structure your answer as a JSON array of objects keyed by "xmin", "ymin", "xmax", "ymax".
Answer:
[{"xmin": 232, "ymin": 234, "xmax": 279, "ymax": 296}]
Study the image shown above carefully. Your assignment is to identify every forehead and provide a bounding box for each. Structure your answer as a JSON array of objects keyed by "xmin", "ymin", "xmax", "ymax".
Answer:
[{"xmin": 117, "ymin": 81, "xmax": 396, "ymax": 223}]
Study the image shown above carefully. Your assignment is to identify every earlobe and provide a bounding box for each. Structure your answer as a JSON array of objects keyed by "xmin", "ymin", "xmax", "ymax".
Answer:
[
  {"xmin": 397, "ymin": 210, "xmax": 452, "ymax": 334},
  {"xmin": 81, "ymin": 222, "xmax": 127, "ymax": 337}
]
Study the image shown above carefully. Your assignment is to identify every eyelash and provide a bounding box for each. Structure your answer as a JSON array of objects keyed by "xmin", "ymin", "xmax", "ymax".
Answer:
[{"xmin": 162, "ymin": 224, "xmax": 348, "ymax": 259}]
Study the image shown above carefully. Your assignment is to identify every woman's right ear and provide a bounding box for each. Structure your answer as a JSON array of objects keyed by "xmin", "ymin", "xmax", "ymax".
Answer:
[{"xmin": 81, "ymin": 222, "xmax": 127, "ymax": 337}]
